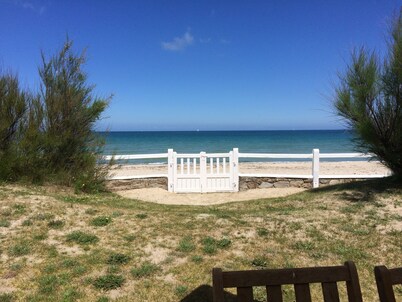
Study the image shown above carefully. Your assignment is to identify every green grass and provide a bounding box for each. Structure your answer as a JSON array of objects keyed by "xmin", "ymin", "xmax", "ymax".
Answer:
[
  {"xmin": 130, "ymin": 262, "xmax": 159, "ymax": 278},
  {"xmin": 177, "ymin": 236, "xmax": 195, "ymax": 253},
  {"xmin": 0, "ymin": 219, "xmax": 10, "ymax": 227},
  {"xmin": 48, "ymin": 219, "xmax": 65, "ymax": 229},
  {"xmin": 106, "ymin": 253, "xmax": 130, "ymax": 265},
  {"xmin": 0, "ymin": 178, "xmax": 401, "ymax": 301},
  {"xmin": 0, "ymin": 293, "xmax": 13, "ymax": 302},
  {"xmin": 90, "ymin": 216, "xmax": 112, "ymax": 227},
  {"xmin": 66, "ymin": 231, "xmax": 99, "ymax": 245},
  {"xmin": 38, "ymin": 275, "xmax": 60, "ymax": 294},
  {"xmin": 8, "ymin": 241, "xmax": 30, "ymax": 256},
  {"xmin": 93, "ymin": 274, "xmax": 125, "ymax": 290}
]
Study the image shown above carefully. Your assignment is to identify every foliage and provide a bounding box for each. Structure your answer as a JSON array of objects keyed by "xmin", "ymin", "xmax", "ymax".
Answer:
[
  {"xmin": 0, "ymin": 39, "xmax": 110, "ymax": 191},
  {"xmin": 39, "ymin": 39, "xmax": 110, "ymax": 190},
  {"xmin": 333, "ymin": 12, "xmax": 402, "ymax": 176},
  {"xmin": 0, "ymin": 72, "xmax": 28, "ymax": 181}
]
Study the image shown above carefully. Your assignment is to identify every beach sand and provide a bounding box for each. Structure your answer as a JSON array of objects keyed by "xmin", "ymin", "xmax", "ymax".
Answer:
[
  {"xmin": 109, "ymin": 161, "xmax": 390, "ymax": 178},
  {"xmin": 110, "ymin": 161, "xmax": 391, "ymax": 205}
]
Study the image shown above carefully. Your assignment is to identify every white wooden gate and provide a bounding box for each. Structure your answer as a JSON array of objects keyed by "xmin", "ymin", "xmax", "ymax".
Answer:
[{"xmin": 168, "ymin": 148, "xmax": 239, "ymax": 193}]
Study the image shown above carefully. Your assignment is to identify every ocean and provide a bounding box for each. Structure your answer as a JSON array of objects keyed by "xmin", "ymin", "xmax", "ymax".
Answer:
[{"xmin": 101, "ymin": 130, "xmax": 361, "ymax": 163}]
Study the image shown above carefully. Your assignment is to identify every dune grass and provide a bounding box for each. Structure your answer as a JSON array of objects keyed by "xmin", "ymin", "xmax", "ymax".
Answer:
[{"xmin": 0, "ymin": 178, "xmax": 401, "ymax": 301}]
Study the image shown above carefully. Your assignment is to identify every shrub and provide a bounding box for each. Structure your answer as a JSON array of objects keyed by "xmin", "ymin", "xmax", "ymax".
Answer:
[
  {"xmin": 39, "ymin": 39, "xmax": 110, "ymax": 191},
  {"xmin": 0, "ymin": 39, "xmax": 111, "ymax": 191},
  {"xmin": 0, "ymin": 72, "xmax": 28, "ymax": 181},
  {"xmin": 93, "ymin": 274, "xmax": 125, "ymax": 290},
  {"xmin": 66, "ymin": 231, "xmax": 99, "ymax": 245},
  {"xmin": 333, "ymin": 12, "xmax": 402, "ymax": 177}
]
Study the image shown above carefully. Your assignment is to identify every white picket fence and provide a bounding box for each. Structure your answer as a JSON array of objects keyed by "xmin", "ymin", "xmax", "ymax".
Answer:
[{"xmin": 105, "ymin": 148, "xmax": 389, "ymax": 192}]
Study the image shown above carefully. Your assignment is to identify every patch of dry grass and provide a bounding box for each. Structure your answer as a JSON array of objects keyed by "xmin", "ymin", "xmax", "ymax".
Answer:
[{"xmin": 0, "ymin": 179, "xmax": 401, "ymax": 301}]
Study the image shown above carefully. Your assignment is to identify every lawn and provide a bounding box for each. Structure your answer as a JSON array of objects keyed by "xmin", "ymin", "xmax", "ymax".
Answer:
[{"xmin": 0, "ymin": 179, "xmax": 401, "ymax": 301}]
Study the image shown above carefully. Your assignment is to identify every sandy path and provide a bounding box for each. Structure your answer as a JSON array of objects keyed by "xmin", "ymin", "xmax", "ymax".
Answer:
[{"xmin": 116, "ymin": 187, "xmax": 305, "ymax": 206}]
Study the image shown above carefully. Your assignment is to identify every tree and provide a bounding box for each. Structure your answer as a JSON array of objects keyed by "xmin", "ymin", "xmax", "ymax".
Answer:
[
  {"xmin": 0, "ymin": 72, "xmax": 28, "ymax": 180},
  {"xmin": 334, "ymin": 12, "xmax": 402, "ymax": 177},
  {"xmin": 39, "ymin": 39, "xmax": 111, "ymax": 190}
]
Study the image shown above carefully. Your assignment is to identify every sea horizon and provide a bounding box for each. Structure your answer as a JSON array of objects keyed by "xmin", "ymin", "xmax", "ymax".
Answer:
[{"xmin": 100, "ymin": 130, "xmax": 362, "ymax": 163}]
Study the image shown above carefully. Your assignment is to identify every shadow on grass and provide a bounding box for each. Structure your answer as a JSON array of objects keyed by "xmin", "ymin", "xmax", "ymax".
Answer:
[
  {"xmin": 180, "ymin": 284, "xmax": 259, "ymax": 302},
  {"xmin": 311, "ymin": 176, "xmax": 402, "ymax": 203}
]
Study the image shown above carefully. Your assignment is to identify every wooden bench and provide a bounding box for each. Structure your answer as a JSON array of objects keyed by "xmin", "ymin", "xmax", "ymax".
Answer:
[
  {"xmin": 212, "ymin": 261, "xmax": 363, "ymax": 302},
  {"xmin": 375, "ymin": 265, "xmax": 402, "ymax": 302}
]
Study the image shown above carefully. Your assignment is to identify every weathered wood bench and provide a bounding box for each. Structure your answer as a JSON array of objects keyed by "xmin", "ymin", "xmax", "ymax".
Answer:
[
  {"xmin": 375, "ymin": 265, "xmax": 402, "ymax": 302},
  {"xmin": 212, "ymin": 261, "xmax": 363, "ymax": 302}
]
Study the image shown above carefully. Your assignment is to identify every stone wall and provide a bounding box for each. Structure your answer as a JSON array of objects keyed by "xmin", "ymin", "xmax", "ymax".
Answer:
[
  {"xmin": 239, "ymin": 177, "xmax": 310, "ymax": 190},
  {"xmin": 239, "ymin": 177, "xmax": 366, "ymax": 191}
]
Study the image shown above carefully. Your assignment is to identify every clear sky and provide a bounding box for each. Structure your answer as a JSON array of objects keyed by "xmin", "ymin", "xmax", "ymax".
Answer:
[{"xmin": 1, "ymin": 0, "xmax": 401, "ymax": 131}]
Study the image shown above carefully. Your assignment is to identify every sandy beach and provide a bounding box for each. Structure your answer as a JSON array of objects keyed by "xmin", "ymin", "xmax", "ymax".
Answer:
[
  {"xmin": 110, "ymin": 161, "xmax": 391, "ymax": 205},
  {"xmin": 109, "ymin": 161, "xmax": 390, "ymax": 178}
]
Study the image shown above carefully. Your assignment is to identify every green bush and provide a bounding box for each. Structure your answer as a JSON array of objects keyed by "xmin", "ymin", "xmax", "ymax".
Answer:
[
  {"xmin": 333, "ymin": 13, "xmax": 402, "ymax": 177},
  {"xmin": 0, "ymin": 39, "xmax": 111, "ymax": 191},
  {"xmin": 39, "ymin": 39, "xmax": 110, "ymax": 191},
  {"xmin": 0, "ymin": 72, "xmax": 29, "ymax": 181}
]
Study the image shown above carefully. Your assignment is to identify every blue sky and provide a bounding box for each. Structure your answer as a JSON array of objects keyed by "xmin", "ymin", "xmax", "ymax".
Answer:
[{"xmin": 1, "ymin": 0, "xmax": 401, "ymax": 131}]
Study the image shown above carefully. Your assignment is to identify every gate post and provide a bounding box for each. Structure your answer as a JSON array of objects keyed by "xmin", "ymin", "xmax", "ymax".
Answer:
[
  {"xmin": 232, "ymin": 148, "xmax": 239, "ymax": 192},
  {"xmin": 200, "ymin": 152, "xmax": 207, "ymax": 193},
  {"xmin": 312, "ymin": 148, "xmax": 320, "ymax": 188},
  {"xmin": 168, "ymin": 149, "xmax": 175, "ymax": 192}
]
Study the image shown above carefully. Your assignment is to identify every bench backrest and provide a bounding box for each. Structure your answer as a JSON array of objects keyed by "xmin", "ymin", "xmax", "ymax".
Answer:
[
  {"xmin": 375, "ymin": 265, "xmax": 402, "ymax": 302},
  {"xmin": 212, "ymin": 261, "xmax": 363, "ymax": 302}
]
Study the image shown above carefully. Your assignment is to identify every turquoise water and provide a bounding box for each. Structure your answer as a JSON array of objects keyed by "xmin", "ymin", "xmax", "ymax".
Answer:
[{"xmin": 101, "ymin": 130, "xmax": 360, "ymax": 162}]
